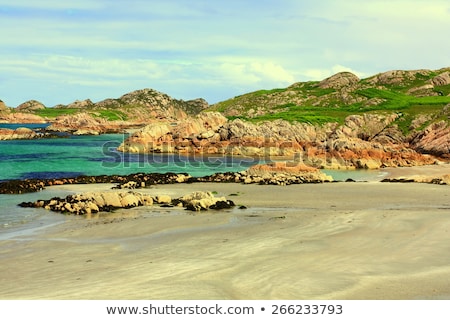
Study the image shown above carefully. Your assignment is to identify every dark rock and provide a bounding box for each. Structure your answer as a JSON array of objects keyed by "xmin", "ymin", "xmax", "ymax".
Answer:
[{"xmin": 210, "ymin": 200, "xmax": 235, "ymax": 210}]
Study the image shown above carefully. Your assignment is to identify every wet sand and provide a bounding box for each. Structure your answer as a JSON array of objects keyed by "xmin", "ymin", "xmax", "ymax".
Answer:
[{"xmin": 1, "ymin": 179, "xmax": 450, "ymax": 300}]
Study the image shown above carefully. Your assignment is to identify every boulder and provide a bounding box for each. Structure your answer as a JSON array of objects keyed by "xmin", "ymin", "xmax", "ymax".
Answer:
[{"xmin": 155, "ymin": 195, "xmax": 171, "ymax": 204}]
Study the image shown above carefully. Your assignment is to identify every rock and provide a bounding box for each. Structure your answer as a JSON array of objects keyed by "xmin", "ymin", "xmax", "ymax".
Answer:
[
  {"xmin": 410, "ymin": 121, "xmax": 450, "ymax": 158},
  {"xmin": 16, "ymin": 100, "xmax": 46, "ymax": 112},
  {"xmin": 0, "ymin": 112, "xmax": 46, "ymax": 124},
  {"xmin": 180, "ymin": 191, "xmax": 232, "ymax": 211},
  {"xmin": 244, "ymin": 162, "xmax": 333, "ymax": 184},
  {"xmin": 120, "ymin": 193, "xmax": 141, "ymax": 207},
  {"xmin": 155, "ymin": 195, "xmax": 171, "ymax": 204},
  {"xmin": 210, "ymin": 200, "xmax": 235, "ymax": 210},
  {"xmin": 0, "ymin": 127, "xmax": 38, "ymax": 140},
  {"xmin": 18, "ymin": 189, "xmax": 240, "ymax": 214},
  {"xmin": 117, "ymin": 112, "xmax": 228, "ymax": 153},
  {"xmin": 0, "ymin": 99, "xmax": 7, "ymax": 112},
  {"xmin": 101, "ymin": 192, "xmax": 123, "ymax": 207},
  {"xmin": 441, "ymin": 174, "xmax": 450, "ymax": 185},
  {"xmin": 432, "ymin": 71, "xmax": 450, "ymax": 86},
  {"xmin": 318, "ymin": 72, "xmax": 360, "ymax": 89}
]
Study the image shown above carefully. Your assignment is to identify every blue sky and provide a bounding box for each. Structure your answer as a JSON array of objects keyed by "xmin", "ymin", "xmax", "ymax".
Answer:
[{"xmin": 1, "ymin": 0, "xmax": 449, "ymax": 107}]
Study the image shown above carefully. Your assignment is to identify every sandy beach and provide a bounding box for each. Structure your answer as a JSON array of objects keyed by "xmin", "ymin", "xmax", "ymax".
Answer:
[{"xmin": 1, "ymin": 177, "xmax": 450, "ymax": 300}]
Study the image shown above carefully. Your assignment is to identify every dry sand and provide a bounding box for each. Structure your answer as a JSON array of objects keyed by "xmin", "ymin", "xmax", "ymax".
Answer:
[{"xmin": 1, "ymin": 178, "xmax": 450, "ymax": 300}]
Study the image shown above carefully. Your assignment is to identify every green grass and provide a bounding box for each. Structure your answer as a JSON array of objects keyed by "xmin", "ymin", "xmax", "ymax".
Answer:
[
  {"xmin": 95, "ymin": 110, "xmax": 128, "ymax": 121},
  {"xmin": 34, "ymin": 108, "xmax": 80, "ymax": 118},
  {"xmin": 230, "ymin": 88, "xmax": 450, "ymax": 127}
]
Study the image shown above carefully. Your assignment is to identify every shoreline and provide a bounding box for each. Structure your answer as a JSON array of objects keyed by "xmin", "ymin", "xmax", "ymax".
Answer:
[{"xmin": 1, "ymin": 179, "xmax": 449, "ymax": 299}]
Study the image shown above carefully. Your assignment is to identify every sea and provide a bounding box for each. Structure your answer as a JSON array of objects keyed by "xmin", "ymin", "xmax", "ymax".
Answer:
[{"xmin": 0, "ymin": 123, "xmax": 386, "ymax": 237}]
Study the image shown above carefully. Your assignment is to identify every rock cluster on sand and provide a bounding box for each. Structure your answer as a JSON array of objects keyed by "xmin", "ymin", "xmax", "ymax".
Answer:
[
  {"xmin": 381, "ymin": 174, "xmax": 450, "ymax": 185},
  {"xmin": 194, "ymin": 162, "xmax": 333, "ymax": 185},
  {"xmin": 19, "ymin": 190, "xmax": 235, "ymax": 214}
]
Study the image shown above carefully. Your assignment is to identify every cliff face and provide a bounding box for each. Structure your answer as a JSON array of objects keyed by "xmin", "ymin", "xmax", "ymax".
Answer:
[{"xmin": 118, "ymin": 111, "xmax": 445, "ymax": 169}]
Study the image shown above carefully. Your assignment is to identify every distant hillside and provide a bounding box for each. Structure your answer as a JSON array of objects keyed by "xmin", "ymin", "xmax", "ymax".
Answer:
[
  {"xmin": 208, "ymin": 67, "xmax": 450, "ymax": 132},
  {"xmin": 7, "ymin": 88, "xmax": 208, "ymax": 122}
]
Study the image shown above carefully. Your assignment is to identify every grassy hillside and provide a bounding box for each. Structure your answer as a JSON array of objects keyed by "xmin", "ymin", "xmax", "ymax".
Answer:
[{"xmin": 208, "ymin": 68, "xmax": 450, "ymax": 129}]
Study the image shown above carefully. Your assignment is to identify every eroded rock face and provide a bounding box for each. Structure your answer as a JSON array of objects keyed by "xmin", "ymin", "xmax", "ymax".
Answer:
[
  {"xmin": 118, "ymin": 111, "xmax": 444, "ymax": 169},
  {"xmin": 410, "ymin": 121, "xmax": 450, "ymax": 158},
  {"xmin": 432, "ymin": 71, "xmax": 450, "ymax": 87},
  {"xmin": 118, "ymin": 112, "xmax": 228, "ymax": 153}
]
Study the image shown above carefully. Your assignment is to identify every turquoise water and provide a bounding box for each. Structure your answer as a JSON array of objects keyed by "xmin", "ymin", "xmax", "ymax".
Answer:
[
  {"xmin": 0, "ymin": 134, "xmax": 259, "ymax": 181},
  {"xmin": 0, "ymin": 123, "xmax": 50, "ymax": 130}
]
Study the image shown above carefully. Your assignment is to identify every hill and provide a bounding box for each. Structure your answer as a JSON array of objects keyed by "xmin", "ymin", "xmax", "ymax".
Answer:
[
  {"xmin": 3, "ymin": 88, "xmax": 208, "ymax": 123},
  {"xmin": 208, "ymin": 68, "xmax": 450, "ymax": 132}
]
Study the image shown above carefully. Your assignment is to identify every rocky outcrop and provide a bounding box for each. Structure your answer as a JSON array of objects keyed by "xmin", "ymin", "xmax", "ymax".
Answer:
[
  {"xmin": 46, "ymin": 112, "xmax": 131, "ymax": 134},
  {"xmin": 240, "ymin": 162, "xmax": 332, "ymax": 185},
  {"xmin": 0, "ymin": 112, "xmax": 46, "ymax": 124},
  {"xmin": 19, "ymin": 191, "xmax": 154, "ymax": 214},
  {"xmin": 367, "ymin": 69, "xmax": 433, "ymax": 86},
  {"xmin": 19, "ymin": 190, "xmax": 235, "ymax": 214},
  {"xmin": 0, "ymin": 100, "xmax": 8, "ymax": 112},
  {"xmin": 410, "ymin": 121, "xmax": 450, "ymax": 158},
  {"xmin": 0, "ymin": 127, "xmax": 39, "ymax": 140},
  {"xmin": 118, "ymin": 112, "xmax": 440, "ymax": 169},
  {"xmin": 93, "ymin": 88, "xmax": 207, "ymax": 121},
  {"xmin": 432, "ymin": 71, "xmax": 450, "ymax": 87},
  {"xmin": 118, "ymin": 112, "xmax": 228, "ymax": 153},
  {"xmin": 16, "ymin": 100, "xmax": 46, "ymax": 112},
  {"xmin": 319, "ymin": 72, "xmax": 360, "ymax": 89}
]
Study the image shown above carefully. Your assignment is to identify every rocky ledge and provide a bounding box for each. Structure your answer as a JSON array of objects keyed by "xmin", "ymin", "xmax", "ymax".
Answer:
[{"xmin": 19, "ymin": 190, "xmax": 236, "ymax": 214}]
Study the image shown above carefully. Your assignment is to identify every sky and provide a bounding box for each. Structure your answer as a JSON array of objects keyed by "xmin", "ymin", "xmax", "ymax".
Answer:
[{"xmin": 1, "ymin": 0, "xmax": 450, "ymax": 107}]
